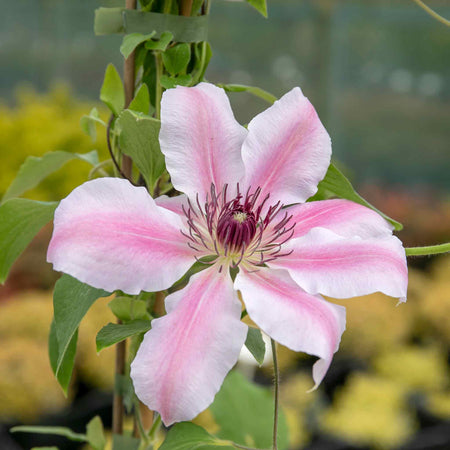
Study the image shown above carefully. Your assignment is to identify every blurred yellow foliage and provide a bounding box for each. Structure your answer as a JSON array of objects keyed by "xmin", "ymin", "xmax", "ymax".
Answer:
[
  {"xmin": 333, "ymin": 292, "xmax": 414, "ymax": 359},
  {"xmin": 0, "ymin": 291, "xmax": 117, "ymax": 421},
  {"xmin": 321, "ymin": 373, "xmax": 416, "ymax": 449},
  {"xmin": 417, "ymin": 258, "xmax": 450, "ymax": 343},
  {"xmin": 374, "ymin": 345, "xmax": 448, "ymax": 393},
  {"xmin": 0, "ymin": 84, "xmax": 108, "ymax": 201},
  {"xmin": 0, "ymin": 293, "xmax": 66, "ymax": 421},
  {"xmin": 280, "ymin": 374, "xmax": 318, "ymax": 448},
  {"xmin": 427, "ymin": 391, "xmax": 450, "ymax": 420}
]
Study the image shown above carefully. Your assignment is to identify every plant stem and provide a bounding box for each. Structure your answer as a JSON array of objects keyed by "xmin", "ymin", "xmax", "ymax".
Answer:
[
  {"xmin": 112, "ymin": 1, "xmax": 137, "ymax": 436},
  {"xmin": 134, "ymin": 399, "xmax": 149, "ymax": 443},
  {"xmin": 154, "ymin": 53, "xmax": 163, "ymax": 120},
  {"xmin": 113, "ymin": 319, "xmax": 126, "ymax": 435},
  {"xmin": 122, "ymin": 0, "xmax": 137, "ymax": 179},
  {"xmin": 270, "ymin": 339, "xmax": 279, "ymax": 450},
  {"xmin": 180, "ymin": 0, "xmax": 194, "ymax": 16},
  {"xmin": 411, "ymin": 0, "xmax": 450, "ymax": 26},
  {"xmin": 405, "ymin": 243, "xmax": 450, "ymax": 256},
  {"xmin": 148, "ymin": 413, "xmax": 162, "ymax": 441}
]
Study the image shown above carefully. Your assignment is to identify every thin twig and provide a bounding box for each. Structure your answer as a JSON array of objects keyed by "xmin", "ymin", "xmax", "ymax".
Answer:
[
  {"xmin": 411, "ymin": 0, "xmax": 450, "ymax": 27},
  {"xmin": 271, "ymin": 339, "xmax": 279, "ymax": 450},
  {"xmin": 106, "ymin": 114, "xmax": 138, "ymax": 185}
]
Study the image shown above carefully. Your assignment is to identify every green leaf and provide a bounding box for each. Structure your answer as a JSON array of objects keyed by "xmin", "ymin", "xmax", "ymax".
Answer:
[
  {"xmin": 96, "ymin": 319, "xmax": 152, "ymax": 352},
  {"xmin": 311, "ymin": 163, "xmax": 403, "ymax": 231},
  {"xmin": 191, "ymin": 42, "xmax": 212, "ymax": 84},
  {"xmin": 117, "ymin": 110, "xmax": 165, "ymax": 193},
  {"xmin": 160, "ymin": 74, "xmax": 192, "ymax": 89},
  {"xmin": 86, "ymin": 416, "xmax": 106, "ymax": 450},
  {"xmin": 94, "ymin": 7, "xmax": 125, "ymax": 35},
  {"xmin": 210, "ymin": 371, "xmax": 289, "ymax": 450},
  {"xmin": 108, "ymin": 296, "xmax": 150, "ymax": 322},
  {"xmin": 246, "ymin": 0, "xmax": 268, "ymax": 17},
  {"xmin": 144, "ymin": 31, "xmax": 173, "ymax": 51},
  {"xmin": 53, "ymin": 275, "xmax": 109, "ymax": 393},
  {"xmin": 245, "ymin": 328, "xmax": 266, "ymax": 365},
  {"xmin": 49, "ymin": 320, "xmax": 78, "ymax": 394},
  {"xmin": 162, "ymin": 43, "xmax": 191, "ymax": 76},
  {"xmin": 80, "ymin": 108, "xmax": 105, "ymax": 142},
  {"xmin": 115, "ymin": 374, "xmax": 135, "ymax": 413},
  {"xmin": 128, "ymin": 84, "xmax": 151, "ymax": 115},
  {"xmin": 0, "ymin": 199, "xmax": 57, "ymax": 284},
  {"xmin": 112, "ymin": 434, "xmax": 141, "ymax": 450},
  {"xmin": 10, "ymin": 426, "xmax": 87, "ymax": 443},
  {"xmin": 120, "ymin": 32, "xmax": 156, "ymax": 59},
  {"xmin": 218, "ymin": 83, "xmax": 277, "ymax": 105},
  {"xmin": 2, "ymin": 150, "xmax": 99, "ymax": 203},
  {"xmin": 100, "ymin": 64, "xmax": 125, "ymax": 116},
  {"xmin": 95, "ymin": 8, "xmax": 208, "ymax": 42},
  {"xmin": 159, "ymin": 423, "xmax": 235, "ymax": 450}
]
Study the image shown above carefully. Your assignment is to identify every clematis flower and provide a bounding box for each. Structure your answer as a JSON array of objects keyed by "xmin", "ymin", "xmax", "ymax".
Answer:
[{"xmin": 47, "ymin": 83, "xmax": 408, "ymax": 426}]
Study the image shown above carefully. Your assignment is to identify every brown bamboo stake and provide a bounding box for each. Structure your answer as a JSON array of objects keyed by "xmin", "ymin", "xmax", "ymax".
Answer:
[
  {"xmin": 112, "ymin": 0, "xmax": 137, "ymax": 437},
  {"xmin": 180, "ymin": 0, "xmax": 194, "ymax": 17},
  {"xmin": 122, "ymin": 0, "xmax": 137, "ymax": 178}
]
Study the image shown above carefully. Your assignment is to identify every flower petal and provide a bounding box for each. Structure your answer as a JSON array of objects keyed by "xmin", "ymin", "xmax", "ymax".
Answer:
[
  {"xmin": 160, "ymin": 83, "xmax": 247, "ymax": 202},
  {"xmin": 235, "ymin": 267, "xmax": 346, "ymax": 388},
  {"xmin": 270, "ymin": 227, "xmax": 408, "ymax": 302},
  {"xmin": 155, "ymin": 194, "xmax": 187, "ymax": 217},
  {"xmin": 131, "ymin": 268, "xmax": 247, "ymax": 425},
  {"xmin": 287, "ymin": 199, "xmax": 393, "ymax": 239},
  {"xmin": 47, "ymin": 178, "xmax": 194, "ymax": 294},
  {"xmin": 241, "ymin": 87, "xmax": 331, "ymax": 206}
]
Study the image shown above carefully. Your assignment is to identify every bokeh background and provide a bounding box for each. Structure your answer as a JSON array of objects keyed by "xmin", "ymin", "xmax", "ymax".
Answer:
[{"xmin": 0, "ymin": 0, "xmax": 449, "ymax": 449}]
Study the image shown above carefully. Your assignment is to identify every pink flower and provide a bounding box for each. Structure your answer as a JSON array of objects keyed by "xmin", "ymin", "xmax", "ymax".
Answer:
[{"xmin": 47, "ymin": 83, "xmax": 407, "ymax": 425}]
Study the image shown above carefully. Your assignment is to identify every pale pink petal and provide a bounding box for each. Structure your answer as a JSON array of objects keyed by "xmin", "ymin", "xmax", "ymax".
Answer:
[
  {"xmin": 270, "ymin": 228, "xmax": 408, "ymax": 302},
  {"xmin": 241, "ymin": 87, "xmax": 331, "ymax": 206},
  {"xmin": 130, "ymin": 268, "xmax": 247, "ymax": 425},
  {"xmin": 235, "ymin": 267, "xmax": 346, "ymax": 388},
  {"xmin": 287, "ymin": 199, "xmax": 393, "ymax": 239},
  {"xmin": 155, "ymin": 194, "xmax": 187, "ymax": 217},
  {"xmin": 160, "ymin": 83, "xmax": 247, "ymax": 202},
  {"xmin": 47, "ymin": 178, "xmax": 194, "ymax": 294}
]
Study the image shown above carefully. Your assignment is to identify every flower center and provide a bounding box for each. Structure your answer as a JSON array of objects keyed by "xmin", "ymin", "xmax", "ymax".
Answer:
[
  {"xmin": 216, "ymin": 207, "xmax": 257, "ymax": 252},
  {"xmin": 182, "ymin": 184, "xmax": 295, "ymax": 269}
]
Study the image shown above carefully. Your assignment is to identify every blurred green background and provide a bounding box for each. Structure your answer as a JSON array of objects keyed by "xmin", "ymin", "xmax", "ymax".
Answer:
[{"xmin": 0, "ymin": 1, "xmax": 449, "ymax": 449}]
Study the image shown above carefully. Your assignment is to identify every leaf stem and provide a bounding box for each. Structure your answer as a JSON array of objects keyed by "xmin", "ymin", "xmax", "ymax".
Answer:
[
  {"xmin": 411, "ymin": 0, "xmax": 450, "ymax": 27},
  {"xmin": 148, "ymin": 412, "xmax": 162, "ymax": 441},
  {"xmin": 405, "ymin": 243, "xmax": 450, "ymax": 256},
  {"xmin": 271, "ymin": 339, "xmax": 279, "ymax": 450},
  {"xmin": 231, "ymin": 443, "xmax": 263, "ymax": 450},
  {"xmin": 134, "ymin": 399, "xmax": 149, "ymax": 443}
]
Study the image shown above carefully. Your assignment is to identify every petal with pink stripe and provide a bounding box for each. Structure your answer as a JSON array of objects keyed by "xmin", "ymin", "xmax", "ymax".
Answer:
[
  {"xmin": 235, "ymin": 267, "xmax": 346, "ymax": 389},
  {"xmin": 47, "ymin": 178, "xmax": 194, "ymax": 294},
  {"xmin": 159, "ymin": 83, "xmax": 247, "ymax": 202},
  {"xmin": 241, "ymin": 87, "xmax": 331, "ymax": 206},
  {"xmin": 270, "ymin": 227, "xmax": 408, "ymax": 302},
  {"xmin": 287, "ymin": 199, "xmax": 393, "ymax": 239},
  {"xmin": 131, "ymin": 268, "xmax": 247, "ymax": 425}
]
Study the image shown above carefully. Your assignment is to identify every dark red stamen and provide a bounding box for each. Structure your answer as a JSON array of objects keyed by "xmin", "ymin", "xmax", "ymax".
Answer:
[{"xmin": 216, "ymin": 205, "xmax": 257, "ymax": 252}]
